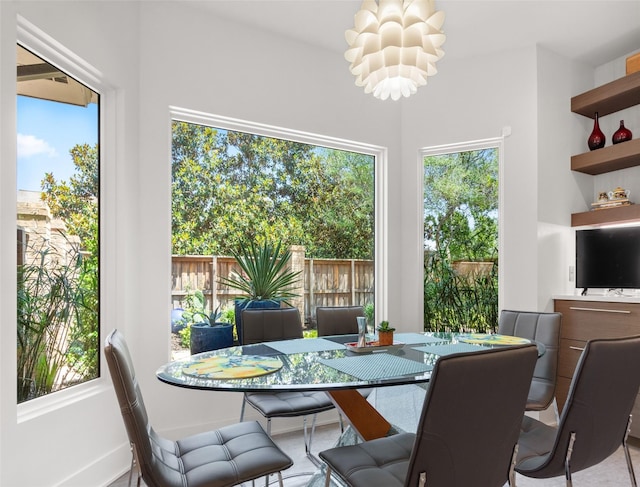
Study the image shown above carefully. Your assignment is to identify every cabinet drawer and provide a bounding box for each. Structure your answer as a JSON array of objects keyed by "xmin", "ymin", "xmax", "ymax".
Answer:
[
  {"xmin": 558, "ymin": 338, "xmax": 586, "ymax": 379},
  {"xmin": 554, "ymin": 300, "xmax": 640, "ymax": 340}
]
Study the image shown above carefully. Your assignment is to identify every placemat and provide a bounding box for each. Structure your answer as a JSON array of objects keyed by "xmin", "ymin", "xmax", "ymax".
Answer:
[
  {"xmin": 319, "ymin": 354, "xmax": 432, "ymax": 381},
  {"xmin": 182, "ymin": 355, "xmax": 283, "ymax": 379},
  {"xmin": 413, "ymin": 343, "xmax": 483, "ymax": 356},
  {"xmin": 458, "ymin": 333, "xmax": 531, "ymax": 345},
  {"xmin": 266, "ymin": 338, "xmax": 346, "ymax": 354},
  {"xmin": 394, "ymin": 333, "xmax": 447, "ymax": 345}
]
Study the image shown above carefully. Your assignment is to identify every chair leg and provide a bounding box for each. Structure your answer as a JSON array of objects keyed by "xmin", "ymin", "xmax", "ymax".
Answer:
[
  {"xmin": 508, "ymin": 443, "xmax": 518, "ymax": 487},
  {"xmin": 304, "ymin": 414, "xmax": 322, "ymax": 467},
  {"xmin": 240, "ymin": 394, "xmax": 247, "ymax": 422},
  {"xmin": 324, "ymin": 467, "xmax": 332, "ymax": 487},
  {"xmin": 624, "ymin": 415, "xmax": 638, "ymax": 487},
  {"xmin": 552, "ymin": 397, "xmax": 560, "ymax": 426},
  {"xmin": 128, "ymin": 443, "xmax": 141, "ymax": 487},
  {"xmin": 565, "ymin": 431, "xmax": 576, "ymax": 487}
]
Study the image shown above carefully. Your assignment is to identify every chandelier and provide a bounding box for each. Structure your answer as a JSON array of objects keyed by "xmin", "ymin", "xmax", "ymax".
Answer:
[{"xmin": 345, "ymin": 0, "xmax": 446, "ymax": 101}]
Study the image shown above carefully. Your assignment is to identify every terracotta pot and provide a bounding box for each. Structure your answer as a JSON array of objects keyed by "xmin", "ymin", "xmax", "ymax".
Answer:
[{"xmin": 378, "ymin": 330, "xmax": 394, "ymax": 346}]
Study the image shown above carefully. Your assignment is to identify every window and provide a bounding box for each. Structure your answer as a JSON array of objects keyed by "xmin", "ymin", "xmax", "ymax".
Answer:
[
  {"xmin": 16, "ymin": 44, "xmax": 100, "ymax": 403},
  {"xmin": 422, "ymin": 141, "xmax": 501, "ymax": 333},
  {"xmin": 169, "ymin": 109, "xmax": 385, "ymax": 356}
]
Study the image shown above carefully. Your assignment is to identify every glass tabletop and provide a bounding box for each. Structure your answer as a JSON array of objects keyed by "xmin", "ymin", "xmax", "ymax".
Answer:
[{"xmin": 156, "ymin": 332, "xmax": 544, "ymax": 393}]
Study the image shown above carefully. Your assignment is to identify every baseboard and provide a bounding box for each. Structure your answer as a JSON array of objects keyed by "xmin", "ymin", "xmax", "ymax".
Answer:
[{"xmin": 53, "ymin": 441, "xmax": 131, "ymax": 487}]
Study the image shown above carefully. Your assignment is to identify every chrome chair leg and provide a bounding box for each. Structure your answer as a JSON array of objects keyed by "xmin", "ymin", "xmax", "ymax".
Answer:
[
  {"xmin": 565, "ymin": 431, "xmax": 576, "ymax": 487},
  {"xmin": 624, "ymin": 415, "xmax": 638, "ymax": 487},
  {"xmin": 324, "ymin": 467, "xmax": 332, "ymax": 487},
  {"xmin": 240, "ymin": 395, "xmax": 247, "ymax": 422},
  {"xmin": 508, "ymin": 443, "xmax": 518, "ymax": 486},
  {"xmin": 128, "ymin": 443, "xmax": 141, "ymax": 487}
]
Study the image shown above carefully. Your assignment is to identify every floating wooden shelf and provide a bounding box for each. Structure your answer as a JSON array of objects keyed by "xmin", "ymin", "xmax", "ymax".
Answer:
[
  {"xmin": 571, "ymin": 71, "xmax": 640, "ymax": 118},
  {"xmin": 571, "ymin": 203, "xmax": 640, "ymax": 227},
  {"xmin": 570, "ymin": 72, "xmax": 640, "ymax": 226},
  {"xmin": 571, "ymin": 139, "xmax": 640, "ymax": 175}
]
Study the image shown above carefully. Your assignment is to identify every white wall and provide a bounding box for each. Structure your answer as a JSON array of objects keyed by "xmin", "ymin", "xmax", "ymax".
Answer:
[
  {"xmin": 1, "ymin": 1, "xmax": 636, "ymax": 485},
  {"xmin": 1, "ymin": 1, "xmax": 140, "ymax": 485},
  {"xmin": 401, "ymin": 46, "xmax": 540, "ymax": 314}
]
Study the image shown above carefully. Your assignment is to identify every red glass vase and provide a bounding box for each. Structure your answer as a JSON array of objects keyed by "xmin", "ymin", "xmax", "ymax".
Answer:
[
  {"xmin": 612, "ymin": 120, "xmax": 632, "ymax": 144},
  {"xmin": 588, "ymin": 112, "xmax": 606, "ymax": 150}
]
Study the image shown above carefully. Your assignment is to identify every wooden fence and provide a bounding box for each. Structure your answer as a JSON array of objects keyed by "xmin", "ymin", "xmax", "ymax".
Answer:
[{"xmin": 171, "ymin": 251, "xmax": 374, "ymax": 325}]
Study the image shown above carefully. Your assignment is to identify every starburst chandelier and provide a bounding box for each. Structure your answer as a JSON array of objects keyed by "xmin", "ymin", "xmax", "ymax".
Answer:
[{"xmin": 345, "ymin": 0, "xmax": 446, "ymax": 101}]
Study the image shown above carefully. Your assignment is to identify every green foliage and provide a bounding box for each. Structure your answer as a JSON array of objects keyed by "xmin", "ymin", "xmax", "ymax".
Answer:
[
  {"xmin": 423, "ymin": 149, "xmax": 499, "ymax": 333},
  {"xmin": 376, "ymin": 320, "xmax": 395, "ymax": 332},
  {"xmin": 424, "ymin": 149, "xmax": 498, "ymax": 261},
  {"xmin": 363, "ymin": 302, "xmax": 375, "ymax": 328},
  {"xmin": 171, "ymin": 122, "xmax": 374, "ymax": 259},
  {"xmin": 177, "ymin": 290, "xmax": 232, "ymax": 347},
  {"xmin": 17, "ymin": 239, "xmax": 98, "ymax": 402},
  {"xmin": 18, "ymin": 142, "xmax": 100, "ymax": 402},
  {"xmin": 218, "ymin": 239, "xmax": 302, "ymax": 305}
]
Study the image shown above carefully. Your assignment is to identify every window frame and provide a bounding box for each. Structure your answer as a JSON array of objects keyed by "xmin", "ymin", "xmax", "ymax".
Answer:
[
  {"xmin": 169, "ymin": 106, "xmax": 388, "ymax": 326},
  {"xmin": 419, "ymin": 137, "xmax": 505, "ymax": 313},
  {"xmin": 15, "ymin": 15, "xmax": 114, "ymax": 420}
]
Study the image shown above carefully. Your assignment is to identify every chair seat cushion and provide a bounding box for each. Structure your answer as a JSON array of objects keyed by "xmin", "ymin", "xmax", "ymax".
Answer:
[
  {"xmin": 244, "ymin": 391, "xmax": 335, "ymax": 417},
  {"xmin": 515, "ymin": 415, "xmax": 557, "ymax": 474},
  {"xmin": 526, "ymin": 378, "xmax": 555, "ymax": 410},
  {"xmin": 319, "ymin": 432, "xmax": 415, "ymax": 487},
  {"xmin": 170, "ymin": 420, "xmax": 293, "ymax": 487}
]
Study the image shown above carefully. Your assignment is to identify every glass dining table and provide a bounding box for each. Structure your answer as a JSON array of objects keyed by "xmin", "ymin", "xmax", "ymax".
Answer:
[{"xmin": 156, "ymin": 331, "xmax": 544, "ymax": 442}]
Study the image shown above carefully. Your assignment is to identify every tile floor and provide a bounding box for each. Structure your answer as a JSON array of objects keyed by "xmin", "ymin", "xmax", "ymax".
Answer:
[{"xmin": 109, "ymin": 385, "xmax": 640, "ymax": 486}]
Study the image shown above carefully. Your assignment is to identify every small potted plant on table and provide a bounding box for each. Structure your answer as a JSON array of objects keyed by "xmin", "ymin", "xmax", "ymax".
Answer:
[{"xmin": 376, "ymin": 320, "xmax": 396, "ymax": 346}]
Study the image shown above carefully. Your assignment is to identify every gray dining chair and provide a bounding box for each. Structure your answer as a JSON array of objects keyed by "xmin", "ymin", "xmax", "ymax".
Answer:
[
  {"xmin": 316, "ymin": 306, "xmax": 365, "ymax": 336},
  {"xmin": 104, "ymin": 329, "xmax": 292, "ymax": 487},
  {"xmin": 515, "ymin": 335, "xmax": 640, "ymax": 487},
  {"xmin": 320, "ymin": 343, "xmax": 539, "ymax": 487},
  {"xmin": 498, "ymin": 309, "xmax": 562, "ymax": 413},
  {"xmin": 239, "ymin": 307, "xmax": 336, "ymax": 465}
]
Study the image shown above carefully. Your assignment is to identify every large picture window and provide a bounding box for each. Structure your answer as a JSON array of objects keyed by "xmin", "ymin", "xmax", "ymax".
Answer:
[
  {"xmin": 16, "ymin": 44, "xmax": 100, "ymax": 403},
  {"xmin": 169, "ymin": 112, "xmax": 383, "ymax": 357}
]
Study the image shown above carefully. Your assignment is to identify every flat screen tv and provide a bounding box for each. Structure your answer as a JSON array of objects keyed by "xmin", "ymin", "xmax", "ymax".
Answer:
[{"xmin": 576, "ymin": 226, "xmax": 640, "ymax": 291}]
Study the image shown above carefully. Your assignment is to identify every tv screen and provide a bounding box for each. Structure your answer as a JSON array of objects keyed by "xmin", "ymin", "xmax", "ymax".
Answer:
[{"xmin": 576, "ymin": 226, "xmax": 640, "ymax": 290}]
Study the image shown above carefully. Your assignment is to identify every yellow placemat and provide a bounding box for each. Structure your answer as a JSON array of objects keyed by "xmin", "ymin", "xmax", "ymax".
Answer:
[
  {"xmin": 458, "ymin": 334, "xmax": 531, "ymax": 345},
  {"xmin": 182, "ymin": 355, "xmax": 283, "ymax": 379}
]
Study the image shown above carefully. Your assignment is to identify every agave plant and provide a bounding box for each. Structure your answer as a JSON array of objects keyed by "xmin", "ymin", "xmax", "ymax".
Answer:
[{"xmin": 219, "ymin": 239, "xmax": 301, "ymax": 305}]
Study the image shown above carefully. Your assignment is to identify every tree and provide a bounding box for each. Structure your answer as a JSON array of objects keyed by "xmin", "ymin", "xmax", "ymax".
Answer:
[
  {"xmin": 423, "ymin": 148, "xmax": 499, "ymax": 333},
  {"xmin": 36, "ymin": 142, "xmax": 100, "ymax": 386},
  {"xmin": 423, "ymin": 149, "xmax": 498, "ymax": 260},
  {"xmin": 171, "ymin": 121, "xmax": 375, "ymax": 259}
]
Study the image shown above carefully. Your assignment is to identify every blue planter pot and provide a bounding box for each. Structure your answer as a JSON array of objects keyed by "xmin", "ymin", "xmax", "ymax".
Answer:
[
  {"xmin": 234, "ymin": 299, "xmax": 280, "ymax": 345},
  {"xmin": 171, "ymin": 308, "xmax": 185, "ymax": 333},
  {"xmin": 190, "ymin": 322, "xmax": 234, "ymax": 355}
]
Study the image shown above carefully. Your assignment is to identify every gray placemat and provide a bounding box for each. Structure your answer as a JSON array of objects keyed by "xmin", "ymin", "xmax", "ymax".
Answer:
[
  {"xmin": 394, "ymin": 333, "xmax": 447, "ymax": 345},
  {"xmin": 266, "ymin": 338, "xmax": 345, "ymax": 354},
  {"xmin": 412, "ymin": 343, "xmax": 483, "ymax": 356},
  {"xmin": 319, "ymin": 354, "xmax": 432, "ymax": 381}
]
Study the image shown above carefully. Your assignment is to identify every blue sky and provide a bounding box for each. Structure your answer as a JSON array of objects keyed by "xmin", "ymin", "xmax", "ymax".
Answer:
[{"xmin": 17, "ymin": 96, "xmax": 98, "ymax": 192}]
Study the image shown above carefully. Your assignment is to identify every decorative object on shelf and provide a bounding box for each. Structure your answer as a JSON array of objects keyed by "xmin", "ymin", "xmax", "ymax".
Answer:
[
  {"xmin": 376, "ymin": 320, "xmax": 396, "ymax": 346},
  {"xmin": 609, "ymin": 186, "xmax": 630, "ymax": 200},
  {"xmin": 612, "ymin": 120, "xmax": 633, "ymax": 144},
  {"xmin": 345, "ymin": 0, "xmax": 446, "ymax": 101},
  {"xmin": 591, "ymin": 187, "xmax": 632, "ymax": 210},
  {"xmin": 587, "ymin": 112, "xmax": 606, "ymax": 150}
]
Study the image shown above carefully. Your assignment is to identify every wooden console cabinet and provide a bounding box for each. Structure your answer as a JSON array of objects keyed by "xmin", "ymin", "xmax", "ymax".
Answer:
[{"xmin": 554, "ymin": 298, "xmax": 640, "ymax": 437}]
